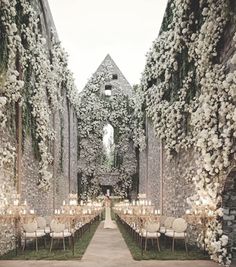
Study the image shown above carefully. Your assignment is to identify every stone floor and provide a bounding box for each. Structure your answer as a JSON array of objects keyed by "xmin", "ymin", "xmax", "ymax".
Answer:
[{"xmin": 0, "ymin": 221, "xmax": 233, "ymax": 267}]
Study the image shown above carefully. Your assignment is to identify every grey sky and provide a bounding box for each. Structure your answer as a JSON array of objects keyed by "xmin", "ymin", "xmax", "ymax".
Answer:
[{"xmin": 48, "ymin": 0, "xmax": 168, "ymax": 91}]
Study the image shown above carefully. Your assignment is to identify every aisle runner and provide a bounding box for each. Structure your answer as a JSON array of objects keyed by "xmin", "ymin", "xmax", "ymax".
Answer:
[{"xmin": 82, "ymin": 221, "xmax": 133, "ymax": 266}]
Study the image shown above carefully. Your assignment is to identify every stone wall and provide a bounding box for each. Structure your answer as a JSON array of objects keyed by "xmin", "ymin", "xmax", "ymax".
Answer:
[
  {"xmin": 139, "ymin": 0, "xmax": 236, "ymax": 253},
  {"xmin": 0, "ymin": 0, "xmax": 78, "ymax": 255},
  {"xmin": 223, "ymin": 168, "xmax": 236, "ymax": 257}
]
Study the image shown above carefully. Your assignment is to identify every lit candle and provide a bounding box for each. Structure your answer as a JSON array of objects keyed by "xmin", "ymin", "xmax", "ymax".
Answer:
[
  {"xmin": 186, "ymin": 209, "xmax": 191, "ymax": 215},
  {"xmin": 154, "ymin": 209, "xmax": 158, "ymax": 215},
  {"xmin": 63, "ymin": 200, "xmax": 66, "ymax": 206},
  {"xmin": 157, "ymin": 209, "xmax": 161, "ymax": 215},
  {"xmin": 148, "ymin": 200, "xmax": 151, "ymax": 206}
]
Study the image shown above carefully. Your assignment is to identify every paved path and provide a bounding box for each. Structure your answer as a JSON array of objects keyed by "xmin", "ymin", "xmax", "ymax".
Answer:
[{"xmin": 0, "ymin": 221, "xmax": 232, "ymax": 267}]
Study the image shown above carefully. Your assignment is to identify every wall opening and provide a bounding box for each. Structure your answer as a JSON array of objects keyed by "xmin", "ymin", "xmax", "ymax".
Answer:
[{"xmin": 104, "ymin": 85, "xmax": 112, "ymax": 96}]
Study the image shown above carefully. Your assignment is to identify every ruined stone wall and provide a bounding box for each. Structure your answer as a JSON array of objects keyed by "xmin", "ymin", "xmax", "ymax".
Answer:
[
  {"xmin": 139, "ymin": 0, "xmax": 236, "ymax": 219},
  {"xmin": 0, "ymin": 0, "xmax": 78, "ymax": 255}
]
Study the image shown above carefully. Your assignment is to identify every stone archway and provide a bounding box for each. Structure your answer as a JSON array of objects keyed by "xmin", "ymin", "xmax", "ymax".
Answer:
[{"xmin": 222, "ymin": 167, "xmax": 236, "ymax": 258}]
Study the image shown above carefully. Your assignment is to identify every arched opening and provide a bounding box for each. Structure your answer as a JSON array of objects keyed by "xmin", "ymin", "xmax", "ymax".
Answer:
[
  {"xmin": 222, "ymin": 167, "xmax": 236, "ymax": 258},
  {"xmin": 102, "ymin": 123, "xmax": 114, "ymax": 167}
]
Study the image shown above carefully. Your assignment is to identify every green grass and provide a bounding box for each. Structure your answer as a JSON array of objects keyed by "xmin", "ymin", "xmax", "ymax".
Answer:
[
  {"xmin": 116, "ymin": 219, "xmax": 209, "ymax": 261},
  {"xmin": 0, "ymin": 221, "xmax": 99, "ymax": 260}
]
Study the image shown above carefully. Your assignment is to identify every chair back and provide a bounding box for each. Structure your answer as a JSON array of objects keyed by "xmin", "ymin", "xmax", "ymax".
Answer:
[
  {"xmin": 51, "ymin": 221, "xmax": 65, "ymax": 233},
  {"xmin": 172, "ymin": 218, "xmax": 187, "ymax": 232},
  {"xmin": 23, "ymin": 221, "xmax": 37, "ymax": 233},
  {"xmin": 164, "ymin": 217, "xmax": 175, "ymax": 228},
  {"xmin": 145, "ymin": 222, "xmax": 160, "ymax": 233},
  {"xmin": 36, "ymin": 216, "xmax": 46, "ymax": 229},
  {"xmin": 160, "ymin": 216, "xmax": 167, "ymax": 226},
  {"xmin": 45, "ymin": 215, "xmax": 52, "ymax": 226}
]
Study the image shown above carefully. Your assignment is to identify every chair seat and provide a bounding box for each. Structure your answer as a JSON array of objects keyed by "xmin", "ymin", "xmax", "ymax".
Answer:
[
  {"xmin": 50, "ymin": 231, "xmax": 72, "ymax": 238},
  {"xmin": 145, "ymin": 232, "xmax": 161, "ymax": 238},
  {"xmin": 45, "ymin": 227, "xmax": 51, "ymax": 234},
  {"xmin": 165, "ymin": 231, "xmax": 186, "ymax": 238},
  {"xmin": 25, "ymin": 232, "xmax": 45, "ymax": 238},
  {"xmin": 160, "ymin": 227, "xmax": 165, "ymax": 233},
  {"xmin": 160, "ymin": 227, "xmax": 173, "ymax": 234}
]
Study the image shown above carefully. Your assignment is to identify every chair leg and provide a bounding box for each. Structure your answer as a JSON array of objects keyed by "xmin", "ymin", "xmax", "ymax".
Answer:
[
  {"xmin": 44, "ymin": 237, "xmax": 47, "ymax": 248},
  {"xmin": 172, "ymin": 237, "xmax": 175, "ymax": 252},
  {"xmin": 35, "ymin": 237, "xmax": 38, "ymax": 252},
  {"xmin": 157, "ymin": 237, "xmax": 161, "ymax": 252},
  {"xmin": 141, "ymin": 236, "xmax": 143, "ymax": 256},
  {"xmin": 145, "ymin": 238, "xmax": 147, "ymax": 251},
  {"xmin": 63, "ymin": 237, "xmax": 65, "ymax": 251},
  {"xmin": 50, "ymin": 238, "xmax": 53, "ymax": 252},
  {"xmin": 185, "ymin": 237, "xmax": 188, "ymax": 254},
  {"xmin": 22, "ymin": 238, "xmax": 26, "ymax": 251}
]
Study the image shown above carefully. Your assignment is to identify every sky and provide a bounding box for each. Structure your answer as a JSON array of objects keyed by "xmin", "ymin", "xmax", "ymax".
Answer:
[{"xmin": 47, "ymin": 0, "xmax": 168, "ymax": 91}]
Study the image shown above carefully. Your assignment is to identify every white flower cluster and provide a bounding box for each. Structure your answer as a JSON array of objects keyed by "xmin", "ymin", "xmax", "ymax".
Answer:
[
  {"xmin": 78, "ymin": 65, "xmax": 137, "ymax": 198},
  {"xmin": 0, "ymin": 141, "xmax": 15, "ymax": 169},
  {"xmin": 0, "ymin": 0, "xmax": 78, "ymax": 190},
  {"xmin": 139, "ymin": 0, "xmax": 234, "ymax": 265}
]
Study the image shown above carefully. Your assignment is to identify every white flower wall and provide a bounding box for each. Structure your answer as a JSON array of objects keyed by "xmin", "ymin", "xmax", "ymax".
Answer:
[
  {"xmin": 0, "ymin": 0, "xmax": 78, "ymax": 191},
  {"xmin": 138, "ymin": 0, "xmax": 236, "ymax": 265},
  {"xmin": 77, "ymin": 64, "xmax": 137, "ymax": 199}
]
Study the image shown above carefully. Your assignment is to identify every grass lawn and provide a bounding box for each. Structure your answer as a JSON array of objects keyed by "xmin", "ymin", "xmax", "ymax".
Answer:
[
  {"xmin": 116, "ymin": 219, "xmax": 209, "ymax": 261},
  {"xmin": 0, "ymin": 220, "xmax": 99, "ymax": 260}
]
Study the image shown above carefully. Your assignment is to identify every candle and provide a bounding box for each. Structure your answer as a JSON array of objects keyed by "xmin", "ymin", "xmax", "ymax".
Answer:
[
  {"xmin": 157, "ymin": 209, "xmax": 161, "ymax": 215},
  {"xmin": 63, "ymin": 200, "xmax": 66, "ymax": 205},
  {"xmin": 154, "ymin": 209, "xmax": 158, "ymax": 215},
  {"xmin": 148, "ymin": 200, "xmax": 151, "ymax": 206},
  {"xmin": 13, "ymin": 200, "xmax": 19, "ymax": 206},
  {"xmin": 186, "ymin": 209, "xmax": 191, "ymax": 215},
  {"xmin": 132, "ymin": 200, "xmax": 135, "ymax": 206}
]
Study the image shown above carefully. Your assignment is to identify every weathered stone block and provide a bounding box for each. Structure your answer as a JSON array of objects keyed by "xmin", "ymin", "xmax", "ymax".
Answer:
[{"xmin": 223, "ymin": 215, "xmax": 235, "ymax": 220}]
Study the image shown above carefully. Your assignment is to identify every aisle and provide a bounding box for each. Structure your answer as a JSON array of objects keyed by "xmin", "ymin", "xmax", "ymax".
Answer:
[{"xmin": 81, "ymin": 221, "xmax": 133, "ymax": 266}]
